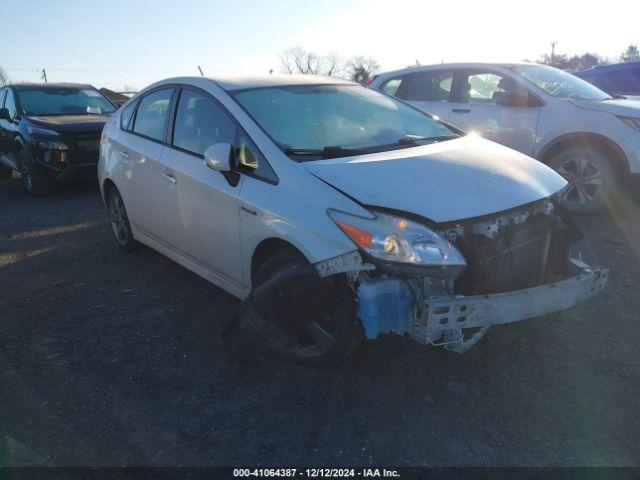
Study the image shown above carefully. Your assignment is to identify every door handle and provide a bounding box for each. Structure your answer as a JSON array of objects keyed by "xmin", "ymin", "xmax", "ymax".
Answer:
[
  {"xmin": 452, "ymin": 108, "xmax": 471, "ymax": 114},
  {"xmin": 117, "ymin": 150, "xmax": 129, "ymax": 159},
  {"xmin": 162, "ymin": 171, "xmax": 177, "ymax": 185}
]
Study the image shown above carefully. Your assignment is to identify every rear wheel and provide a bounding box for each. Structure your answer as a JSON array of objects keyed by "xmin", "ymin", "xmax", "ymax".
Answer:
[
  {"xmin": 106, "ymin": 187, "xmax": 140, "ymax": 251},
  {"xmin": 18, "ymin": 147, "xmax": 49, "ymax": 196},
  {"xmin": 548, "ymin": 146, "xmax": 617, "ymax": 213}
]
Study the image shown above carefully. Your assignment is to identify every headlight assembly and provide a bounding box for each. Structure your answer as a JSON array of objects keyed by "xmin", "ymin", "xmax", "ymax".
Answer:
[
  {"xmin": 328, "ymin": 209, "xmax": 466, "ymax": 278},
  {"xmin": 26, "ymin": 124, "xmax": 60, "ymax": 137}
]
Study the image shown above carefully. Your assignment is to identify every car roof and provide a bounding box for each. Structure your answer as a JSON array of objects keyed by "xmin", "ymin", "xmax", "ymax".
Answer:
[
  {"xmin": 8, "ymin": 82, "xmax": 96, "ymax": 91},
  {"xmin": 375, "ymin": 62, "xmax": 543, "ymax": 79},
  {"xmin": 210, "ymin": 75, "xmax": 356, "ymax": 91},
  {"xmin": 576, "ymin": 62, "xmax": 640, "ymax": 75},
  {"xmin": 152, "ymin": 75, "xmax": 356, "ymax": 92}
]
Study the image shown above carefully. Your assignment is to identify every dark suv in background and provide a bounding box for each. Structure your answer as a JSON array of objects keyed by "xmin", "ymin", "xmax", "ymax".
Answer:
[
  {"xmin": 0, "ymin": 83, "xmax": 116, "ymax": 195},
  {"xmin": 575, "ymin": 62, "xmax": 640, "ymax": 100}
]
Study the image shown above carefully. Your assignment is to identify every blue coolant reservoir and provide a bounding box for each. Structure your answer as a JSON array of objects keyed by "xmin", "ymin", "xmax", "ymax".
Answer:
[{"xmin": 357, "ymin": 278, "xmax": 415, "ymax": 339}]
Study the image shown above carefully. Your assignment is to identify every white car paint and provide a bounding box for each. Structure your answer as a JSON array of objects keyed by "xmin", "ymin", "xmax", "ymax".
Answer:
[
  {"xmin": 371, "ymin": 63, "xmax": 640, "ymax": 212},
  {"xmin": 99, "ymin": 76, "xmax": 569, "ymax": 299},
  {"xmin": 305, "ymin": 135, "xmax": 566, "ymax": 223},
  {"xmin": 372, "ymin": 63, "xmax": 640, "ymax": 171},
  {"xmin": 98, "ymin": 75, "xmax": 606, "ymax": 357}
]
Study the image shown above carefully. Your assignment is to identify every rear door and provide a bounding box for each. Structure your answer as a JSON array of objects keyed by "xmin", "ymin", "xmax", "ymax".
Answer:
[
  {"xmin": 448, "ymin": 69, "xmax": 541, "ymax": 155},
  {"xmin": 119, "ymin": 86, "xmax": 175, "ymax": 239},
  {"xmin": 394, "ymin": 69, "xmax": 454, "ymax": 121},
  {"xmin": 160, "ymin": 86, "xmax": 244, "ymax": 286}
]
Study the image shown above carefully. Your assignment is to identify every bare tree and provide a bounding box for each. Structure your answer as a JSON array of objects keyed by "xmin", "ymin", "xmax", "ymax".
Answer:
[
  {"xmin": 620, "ymin": 44, "xmax": 640, "ymax": 63},
  {"xmin": 279, "ymin": 47, "xmax": 343, "ymax": 77},
  {"xmin": 0, "ymin": 67, "xmax": 9, "ymax": 86},
  {"xmin": 533, "ymin": 51, "xmax": 606, "ymax": 71},
  {"xmin": 345, "ymin": 56, "xmax": 380, "ymax": 85}
]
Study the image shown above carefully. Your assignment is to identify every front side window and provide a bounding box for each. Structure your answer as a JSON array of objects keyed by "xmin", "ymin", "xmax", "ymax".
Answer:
[
  {"xmin": 172, "ymin": 88, "xmax": 237, "ymax": 155},
  {"xmin": 232, "ymin": 84, "xmax": 457, "ymax": 158},
  {"xmin": 16, "ymin": 87, "xmax": 116, "ymax": 116},
  {"xmin": 463, "ymin": 72, "xmax": 521, "ymax": 104},
  {"xmin": 404, "ymin": 71, "xmax": 453, "ymax": 102},
  {"xmin": 512, "ymin": 65, "xmax": 611, "ymax": 101},
  {"xmin": 235, "ymin": 130, "xmax": 277, "ymax": 183},
  {"xmin": 132, "ymin": 88, "xmax": 173, "ymax": 141}
]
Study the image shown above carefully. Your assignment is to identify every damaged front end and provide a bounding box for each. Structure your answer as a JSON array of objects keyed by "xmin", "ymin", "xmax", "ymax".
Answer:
[{"xmin": 317, "ymin": 198, "xmax": 608, "ymax": 353}]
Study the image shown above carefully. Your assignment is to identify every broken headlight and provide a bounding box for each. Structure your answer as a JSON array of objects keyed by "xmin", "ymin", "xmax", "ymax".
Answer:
[{"xmin": 328, "ymin": 209, "xmax": 466, "ymax": 278}]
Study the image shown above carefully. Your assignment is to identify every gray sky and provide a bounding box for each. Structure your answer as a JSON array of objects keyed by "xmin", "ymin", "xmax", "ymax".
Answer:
[{"xmin": 1, "ymin": 0, "xmax": 638, "ymax": 90}]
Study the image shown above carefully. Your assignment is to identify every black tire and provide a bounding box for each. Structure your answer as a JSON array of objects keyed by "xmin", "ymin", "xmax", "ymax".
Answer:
[
  {"xmin": 18, "ymin": 147, "xmax": 49, "ymax": 196},
  {"xmin": 106, "ymin": 187, "xmax": 141, "ymax": 251},
  {"xmin": 548, "ymin": 146, "xmax": 617, "ymax": 214},
  {"xmin": 226, "ymin": 249, "xmax": 361, "ymax": 368}
]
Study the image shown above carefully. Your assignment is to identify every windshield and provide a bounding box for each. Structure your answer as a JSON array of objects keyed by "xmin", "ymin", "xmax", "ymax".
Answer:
[
  {"xmin": 232, "ymin": 84, "xmax": 457, "ymax": 158},
  {"xmin": 511, "ymin": 65, "xmax": 611, "ymax": 101},
  {"xmin": 17, "ymin": 87, "xmax": 116, "ymax": 116}
]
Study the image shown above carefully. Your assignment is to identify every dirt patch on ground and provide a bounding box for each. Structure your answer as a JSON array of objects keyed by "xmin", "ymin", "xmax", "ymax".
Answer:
[{"xmin": 1, "ymin": 177, "xmax": 639, "ymax": 466}]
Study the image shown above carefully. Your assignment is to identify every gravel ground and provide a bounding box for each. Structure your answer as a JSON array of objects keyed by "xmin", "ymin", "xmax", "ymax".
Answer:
[{"xmin": 1, "ymin": 176, "xmax": 639, "ymax": 467}]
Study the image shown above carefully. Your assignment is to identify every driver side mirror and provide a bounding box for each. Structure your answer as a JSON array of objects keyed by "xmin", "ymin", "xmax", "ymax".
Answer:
[
  {"xmin": 496, "ymin": 91, "xmax": 541, "ymax": 108},
  {"xmin": 204, "ymin": 143, "xmax": 233, "ymax": 172},
  {"xmin": 0, "ymin": 108, "xmax": 10, "ymax": 120}
]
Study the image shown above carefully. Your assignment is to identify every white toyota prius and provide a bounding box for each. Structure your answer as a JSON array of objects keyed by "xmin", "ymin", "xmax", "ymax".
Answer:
[{"xmin": 98, "ymin": 75, "xmax": 607, "ymax": 367}]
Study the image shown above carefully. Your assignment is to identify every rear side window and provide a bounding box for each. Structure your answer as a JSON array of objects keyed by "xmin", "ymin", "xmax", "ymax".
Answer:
[
  {"xmin": 172, "ymin": 88, "xmax": 237, "ymax": 156},
  {"xmin": 404, "ymin": 71, "xmax": 453, "ymax": 102},
  {"xmin": 132, "ymin": 88, "xmax": 173, "ymax": 141},
  {"xmin": 120, "ymin": 100, "xmax": 137, "ymax": 131},
  {"xmin": 0, "ymin": 89, "xmax": 6, "ymax": 108}
]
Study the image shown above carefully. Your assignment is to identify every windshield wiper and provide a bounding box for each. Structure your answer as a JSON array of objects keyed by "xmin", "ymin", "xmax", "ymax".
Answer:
[
  {"xmin": 284, "ymin": 134, "xmax": 461, "ymax": 160},
  {"xmin": 284, "ymin": 146, "xmax": 368, "ymax": 159},
  {"xmin": 398, "ymin": 134, "xmax": 460, "ymax": 145}
]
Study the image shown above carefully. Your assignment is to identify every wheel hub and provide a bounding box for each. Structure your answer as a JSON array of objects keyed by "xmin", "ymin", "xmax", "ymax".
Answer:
[{"xmin": 557, "ymin": 157, "xmax": 603, "ymax": 206}]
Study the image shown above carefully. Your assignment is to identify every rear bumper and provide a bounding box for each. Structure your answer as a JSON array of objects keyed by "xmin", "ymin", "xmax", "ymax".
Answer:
[{"xmin": 411, "ymin": 259, "xmax": 608, "ymax": 352}]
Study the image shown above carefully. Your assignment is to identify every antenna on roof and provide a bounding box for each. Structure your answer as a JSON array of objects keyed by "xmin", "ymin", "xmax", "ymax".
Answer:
[
  {"xmin": 197, "ymin": 65, "xmax": 204, "ymax": 77},
  {"xmin": 40, "ymin": 68, "xmax": 48, "ymax": 83}
]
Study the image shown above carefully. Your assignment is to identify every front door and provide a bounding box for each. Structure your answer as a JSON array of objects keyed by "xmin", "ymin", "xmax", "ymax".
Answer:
[
  {"xmin": 448, "ymin": 70, "xmax": 541, "ymax": 156},
  {"xmin": 160, "ymin": 86, "xmax": 244, "ymax": 285}
]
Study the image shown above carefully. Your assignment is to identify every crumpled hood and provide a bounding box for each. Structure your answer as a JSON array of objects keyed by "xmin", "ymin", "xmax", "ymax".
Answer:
[
  {"xmin": 570, "ymin": 98, "xmax": 640, "ymax": 117},
  {"xmin": 26, "ymin": 115, "xmax": 110, "ymax": 134},
  {"xmin": 304, "ymin": 136, "xmax": 567, "ymax": 223}
]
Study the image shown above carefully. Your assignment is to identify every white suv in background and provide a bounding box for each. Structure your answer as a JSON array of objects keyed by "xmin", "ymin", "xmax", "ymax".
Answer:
[{"xmin": 371, "ymin": 63, "xmax": 640, "ymax": 212}]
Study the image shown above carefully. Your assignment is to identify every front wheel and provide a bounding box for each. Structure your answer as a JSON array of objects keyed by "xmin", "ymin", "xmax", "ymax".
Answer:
[
  {"xmin": 548, "ymin": 147, "xmax": 617, "ymax": 214},
  {"xmin": 227, "ymin": 250, "xmax": 362, "ymax": 368},
  {"xmin": 18, "ymin": 148, "xmax": 49, "ymax": 196}
]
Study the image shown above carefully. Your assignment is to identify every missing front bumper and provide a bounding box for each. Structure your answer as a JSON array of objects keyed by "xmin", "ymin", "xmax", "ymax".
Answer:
[{"xmin": 410, "ymin": 259, "xmax": 608, "ymax": 352}]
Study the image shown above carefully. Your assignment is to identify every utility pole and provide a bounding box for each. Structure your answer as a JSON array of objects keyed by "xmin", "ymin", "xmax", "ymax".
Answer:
[
  {"xmin": 41, "ymin": 68, "xmax": 47, "ymax": 83},
  {"xmin": 197, "ymin": 65, "xmax": 204, "ymax": 77},
  {"xmin": 550, "ymin": 41, "xmax": 557, "ymax": 61}
]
